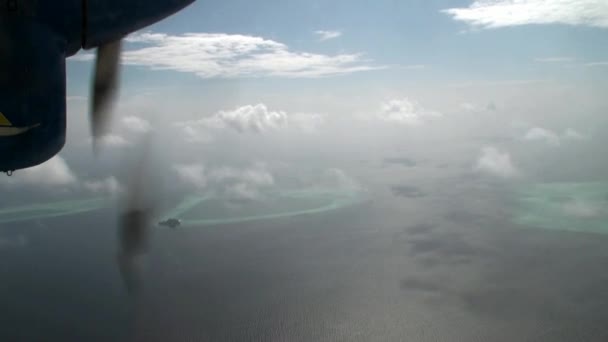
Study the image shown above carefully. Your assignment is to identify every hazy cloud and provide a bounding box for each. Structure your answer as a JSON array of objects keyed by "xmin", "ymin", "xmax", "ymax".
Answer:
[
  {"xmin": 535, "ymin": 57, "xmax": 575, "ymax": 63},
  {"xmin": 95, "ymin": 134, "xmax": 130, "ymax": 147},
  {"xmin": 383, "ymin": 157, "xmax": 417, "ymax": 167},
  {"xmin": 563, "ymin": 128, "xmax": 588, "ymax": 141},
  {"xmin": 0, "ymin": 156, "xmax": 77, "ymax": 187},
  {"xmin": 377, "ymin": 98, "xmax": 441, "ymax": 125},
  {"xmin": 443, "ymin": 0, "xmax": 608, "ymax": 29},
  {"xmin": 585, "ymin": 61, "xmax": 608, "ymax": 67},
  {"xmin": 315, "ymin": 30, "xmax": 343, "ymax": 41},
  {"xmin": 173, "ymin": 163, "xmax": 207, "ymax": 189},
  {"xmin": 83, "ymin": 177, "xmax": 124, "ymax": 195},
  {"xmin": 474, "ymin": 146, "xmax": 519, "ymax": 178},
  {"xmin": 523, "ymin": 127, "xmax": 561, "ymax": 146},
  {"xmin": 209, "ymin": 164, "xmax": 275, "ymax": 200},
  {"xmin": 173, "ymin": 163, "xmax": 275, "ymax": 200},
  {"xmin": 122, "ymin": 116, "xmax": 152, "ymax": 133},
  {"xmin": 391, "ymin": 185, "xmax": 425, "ymax": 198},
  {"xmin": 319, "ymin": 168, "xmax": 361, "ymax": 191},
  {"xmin": 561, "ymin": 198, "xmax": 603, "ymax": 218}
]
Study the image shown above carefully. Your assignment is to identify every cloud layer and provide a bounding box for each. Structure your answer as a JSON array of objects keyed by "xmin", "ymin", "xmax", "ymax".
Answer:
[
  {"xmin": 377, "ymin": 98, "xmax": 441, "ymax": 125},
  {"xmin": 315, "ymin": 30, "xmax": 342, "ymax": 41},
  {"xmin": 122, "ymin": 116, "xmax": 152, "ymax": 133},
  {"xmin": 443, "ymin": 0, "xmax": 608, "ymax": 29},
  {"xmin": 474, "ymin": 146, "xmax": 519, "ymax": 178},
  {"xmin": 112, "ymin": 32, "xmax": 381, "ymax": 78},
  {"xmin": 523, "ymin": 127, "xmax": 561, "ymax": 146}
]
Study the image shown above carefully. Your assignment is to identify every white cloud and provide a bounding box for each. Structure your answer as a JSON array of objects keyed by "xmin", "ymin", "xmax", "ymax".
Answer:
[
  {"xmin": 122, "ymin": 116, "xmax": 152, "ymax": 133},
  {"xmin": 173, "ymin": 163, "xmax": 274, "ymax": 200},
  {"xmin": 83, "ymin": 177, "xmax": 124, "ymax": 195},
  {"xmin": 400, "ymin": 64, "xmax": 427, "ymax": 70},
  {"xmin": 315, "ymin": 30, "xmax": 343, "ymax": 41},
  {"xmin": 176, "ymin": 104, "xmax": 322, "ymax": 142},
  {"xmin": 67, "ymin": 52, "xmax": 94, "ymax": 61},
  {"xmin": 112, "ymin": 32, "xmax": 381, "ymax": 78},
  {"xmin": 474, "ymin": 146, "xmax": 519, "ymax": 178},
  {"xmin": 563, "ymin": 128, "xmax": 588, "ymax": 140},
  {"xmin": 460, "ymin": 102, "xmax": 479, "ymax": 112},
  {"xmin": 289, "ymin": 112, "xmax": 325, "ymax": 133},
  {"xmin": 523, "ymin": 127, "xmax": 561, "ymax": 146},
  {"xmin": 178, "ymin": 125, "xmax": 215, "ymax": 144},
  {"xmin": 535, "ymin": 57, "xmax": 575, "ymax": 63},
  {"xmin": 209, "ymin": 164, "xmax": 275, "ymax": 200},
  {"xmin": 319, "ymin": 168, "xmax": 361, "ymax": 191},
  {"xmin": 443, "ymin": 0, "xmax": 608, "ymax": 29},
  {"xmin": 460, "ymin": 101, "xmax": 497, "ymax": 112},
  {"xmin": 96, "ymin": 134, "xmax": 130, "ymax": 147},
  {"xmin": 215, "ymin": 104, "xmax": 287, "ymax": 133},
  {"xmin": 1, "ymin": 156, "xmax": 77, "ymax": 187},
  {"xmin": 585, "ymin": 61, "xmax": 608, "ymax": 67},
  {"xmin": 173, "ymin": 163, "xmax": 207, "ymax": 189},
  {"xmin": 377, "ymin": 98, "xmax": 442, "ymax": 125}
]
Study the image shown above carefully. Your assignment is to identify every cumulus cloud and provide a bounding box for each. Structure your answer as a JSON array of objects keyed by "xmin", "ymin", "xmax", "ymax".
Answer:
[
  {"xmin": 0, "ymin": 156, "xmax": 77, "ymax": 187},
  {"xmin": 176, "ymin": 104, "xmax": 323, "ymax": 142},
  {"xmin": 122, "ymin": 116, "xmax": 152, "ymax": 133},
  {"xmin": 377, "ymin": 98, "xmax": 441, "ymax": 125},
  {"xmin": 443, "ymin": 0, "xmax": 608, "ymax": 29},
  {"xmin": 83, "ymin": 177, "xmax": 124, "ymax": 195},
  {"xmin": 215, "ymin": 104, "xmax": 287, "ymax": 133},
  {"xmin": 523, "ymin": 127, "xmax": 561, "ymax": 146},
  {"xmin": 474, "ymin": 146, "xmax": 519, "ymax": 178},
  {"xmin": 173, "ymin": 163, "xmax": 207, "ymax": 189},
  {"xmin": 86, "ymin": 32, "xmax": 382, "ymax": 78},
  {"xmin": 315, "ymin": 30, "xmax": 343, "ymax": 41},
  {"xmin": 173, "ymin": 163, "xmax": 274, "ymax": 200}
]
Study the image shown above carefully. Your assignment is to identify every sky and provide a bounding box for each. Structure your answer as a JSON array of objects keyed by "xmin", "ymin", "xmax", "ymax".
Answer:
[{"xmin": 2, "ymin": 0, "xmax": 608, "ymax": 219}]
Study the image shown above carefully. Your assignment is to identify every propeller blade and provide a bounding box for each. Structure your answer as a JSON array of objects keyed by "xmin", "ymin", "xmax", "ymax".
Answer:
[
  {"xmin": 117, "ymin": 135, "xmax": 158, "ymax": 296},
  {"xmin": 91, "ymin": 40, "xmax": 122, "ymax": 149}
]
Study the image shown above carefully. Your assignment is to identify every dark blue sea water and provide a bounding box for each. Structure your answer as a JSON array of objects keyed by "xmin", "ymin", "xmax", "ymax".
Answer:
[{"xmin": 2, "ymin": 191, "xmax": 608, "ymax": 341}]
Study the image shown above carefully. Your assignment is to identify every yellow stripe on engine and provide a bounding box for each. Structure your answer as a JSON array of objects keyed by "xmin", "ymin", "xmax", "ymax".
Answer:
[{"xmin": 0, "ymin": 112, "xmax": 11, "ymax": 126}]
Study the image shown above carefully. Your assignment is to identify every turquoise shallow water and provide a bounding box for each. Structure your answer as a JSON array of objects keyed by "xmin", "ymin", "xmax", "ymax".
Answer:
[
  {"xmin": 158, "ymin": 189, "xmax": 365, "ymax": 227},
  {"xmin": 513, "ymin": 182, "xmax": 608, "ymax": 234},
  {"xmin": 0, "ymin": 189, "xmax": 364, "ymax": 227},
  {"xmin": 0, "ymin": 198, "xmax": 107, "ymax": 224}
]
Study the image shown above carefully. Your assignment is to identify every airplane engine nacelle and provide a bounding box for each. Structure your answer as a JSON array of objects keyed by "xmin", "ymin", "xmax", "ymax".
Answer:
[
  {"xmin": 83, "ymin": 0, "xmax": 195, "ymax": 48},
  {"xmin": 0, "ymin": 19, "xmax": 67, "ymax": 173},
  {"xmin": 0, "ymin": 0, "xmax": 195, "ymax": 173}
]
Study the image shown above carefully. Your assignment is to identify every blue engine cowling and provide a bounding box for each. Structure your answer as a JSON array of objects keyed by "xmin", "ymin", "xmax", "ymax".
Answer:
[
  {"xmin": 0, "ymin": 0, "xmax": 194, "ymax": 173},
  {"xmin": 0, "ymin": 18, "xmax": 68, "ymax": 173},
  {"xmin": 83, "ymin": 0, "xmax": 195, "ymax": 48}
]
